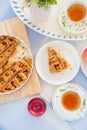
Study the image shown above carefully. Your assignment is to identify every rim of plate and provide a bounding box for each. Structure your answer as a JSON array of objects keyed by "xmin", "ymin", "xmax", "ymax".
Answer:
[
  {"xmin": 52, "ymin": 83, "xmax": 87, "ymax": 121},
  {"xmin": 0, "ymin": 35, "xmax": 33, "ymax": 95},
  {"xmin": 35, "ymin": 40, "xmax": 80, "ymax": 85},
  {"xmin": 58, "ymin": 0, "xmax": 87, "ymax": 35},
  {"xmin": 9, "ymin": 0, "xmax": 87, "ymax": 40}
]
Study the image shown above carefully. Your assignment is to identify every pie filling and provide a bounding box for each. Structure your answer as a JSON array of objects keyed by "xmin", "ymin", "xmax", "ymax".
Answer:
[
  {"xmin": 0, "ymin": 35, "xmax": 33, "ymax": 93},
  {"xmin": 47, "ymin": 47, "xmax": 70, "ymax": 73}
]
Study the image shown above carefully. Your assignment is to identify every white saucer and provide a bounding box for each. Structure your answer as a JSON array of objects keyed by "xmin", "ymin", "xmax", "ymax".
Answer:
[
  {"xmin": 35, "ymin": 40, "xmax": 80, "ymax": 85},
  {"xmin": 52, "ymin": 83, "xmax": 87, "ymax": 121},
  {"xmin": 58, "ymin": 0, "xmax": 87, "ymax": 34}
]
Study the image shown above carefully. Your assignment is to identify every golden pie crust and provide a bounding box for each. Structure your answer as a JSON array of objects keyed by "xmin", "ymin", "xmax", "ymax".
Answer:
[
  {"xmin": 48, "ymin": 47, "xmax": 70, "ymax": 73},
  {"xmin": 0, "ymin": 35, "xmax": 33, "ymax": 93}
]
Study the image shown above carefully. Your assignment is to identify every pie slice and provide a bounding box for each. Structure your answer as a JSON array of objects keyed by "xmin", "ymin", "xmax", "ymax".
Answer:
[{"xmin": 47, "ymin": 47, "xmax": 70, "ymax": 73}]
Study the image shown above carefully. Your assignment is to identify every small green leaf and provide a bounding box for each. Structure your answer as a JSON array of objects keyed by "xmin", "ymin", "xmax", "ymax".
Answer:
[
  {"xmin": 62, "ymin": 21, "xmax": 66, "ymax": 27},
  {"xmin": 68, "ymin": 86, "xmax": 74, "ymax": 88},
  {"xmin": 60, "ymin": 89, "xmax": 65, "ymax": 92},
  {"xmin": 83, "ymin": 99, "xmax": 86, "ymax": 106},
  {"xmin": 56, "ymin": 96, "xmax": 59, "ymax": 99}
]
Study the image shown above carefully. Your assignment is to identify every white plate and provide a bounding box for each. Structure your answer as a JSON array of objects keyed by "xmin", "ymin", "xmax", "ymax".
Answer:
[
  {"xmin": 58, "ymin": 0, "xmax": 87, "ymax": 34},
  {"xmin": 52, "ymin": 83, "xmax": 87, "ymax": 121},
  {"xmin": 9, "ymin": 0, "xmax": 87, "ymax": 40},
  {"xmin": 35, "ymin": 40, "xmax": 80, "ymax": 85}
]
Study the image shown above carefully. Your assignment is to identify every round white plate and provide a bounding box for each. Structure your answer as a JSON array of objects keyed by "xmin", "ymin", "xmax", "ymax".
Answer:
[
  {"xmin": 52, "ymin": 83, "xmax": 87, "ymax": 121},
  {"xmin": 9, "ymin": 0, "xmax": 87, "ymax": 40},
  {"xmin": 35, "ymin": 40, "xmax": 80, "ymax": 85},
  {"xmin": 58, "ymin": 0, "xmax": 87, "ymax": 34}
]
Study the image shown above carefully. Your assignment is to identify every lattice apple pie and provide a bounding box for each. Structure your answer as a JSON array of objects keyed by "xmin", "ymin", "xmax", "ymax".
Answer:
[
  {"xmin": 48, "ymin": 47, "xmax": 70, "ymax": 73},
  {"xmin": 0, "ymin": 35, "xmax": 33, "ymax": 93}
]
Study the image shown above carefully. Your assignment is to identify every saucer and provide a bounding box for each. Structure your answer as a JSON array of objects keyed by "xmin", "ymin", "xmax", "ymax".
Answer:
[
  {"xmin": 52, "ymin": 83, "xmax": 87, "ymax": 121},
  {"xmin": 58, "ymin": 0, "xmax": 87, "ymax": 34}
]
